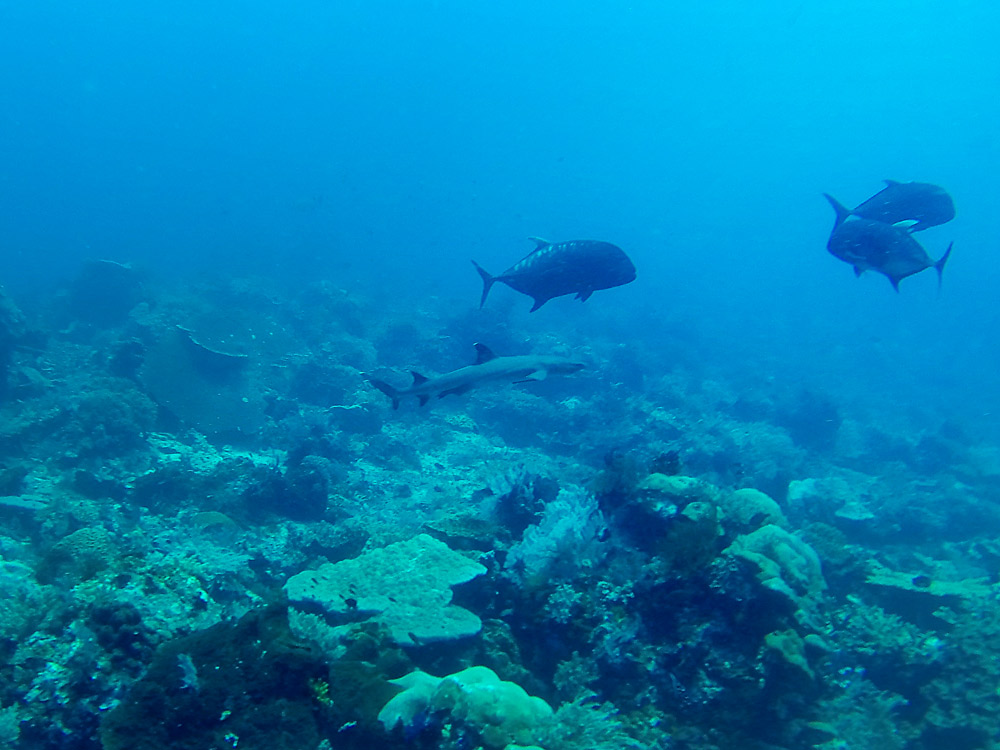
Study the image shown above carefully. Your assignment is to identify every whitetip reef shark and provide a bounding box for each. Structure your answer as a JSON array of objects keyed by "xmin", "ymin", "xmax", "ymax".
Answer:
[{"xmin": 366, "ymin": 343, "xmax": 585, "ymax": 409}]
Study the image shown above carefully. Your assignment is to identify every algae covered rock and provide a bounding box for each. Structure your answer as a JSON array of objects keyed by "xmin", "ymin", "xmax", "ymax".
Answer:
[
  {"xmin": 659, "ymin": 500, "xmax": 723, "ymax": 573},
  {"xmin": 638, "ymin": 473, "xmax": 719, "ymax": 506},
  {"xmin": 764, "ymin": 628, "xmax": 814, "ymax": 679},
  {"xmin": 285, "ymin": 533, "xmax": 486, "ymax": 646},
  {"xmin": 379, "ymin": 665, "xmax": 553, "ymax": 749},
  {"xmin": 100, "ymin": 605, "xmax": 332, "ymax": 750},
  {"xmin": 67, "ymin": 259, "xmax": 145, "ymax": 326}
]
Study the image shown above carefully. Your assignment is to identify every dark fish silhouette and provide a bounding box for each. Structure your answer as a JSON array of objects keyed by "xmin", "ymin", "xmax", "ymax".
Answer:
[
  {"xmin": 366, "ymin": 343, "xmax": 585, "ymax": 409},
  {"xmin": 472, "ymin": 237, "xmax": 636, "ymax": 312},
  {"xmin": 850, "ymin": 180, "xmax": 955, "ymax": 232},
  {"xmin": 824, "ymin": 194, "xmax": 952, "ymax": 291}
]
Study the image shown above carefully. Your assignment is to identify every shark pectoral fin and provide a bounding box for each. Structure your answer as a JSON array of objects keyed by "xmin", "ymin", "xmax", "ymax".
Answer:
[
  {"xmin": 528, "ymin": 297, "xmax": 549, "ymax": 312},
  {"xmin": 418, "ymin": 395, "xmax": 431, "ymax": 407},
  {"xmin": 853, "ymin": 266, "xmax": 864, "ymax": 277},
  {"xmin": 516, "ymin": 370, "xmax": 548, "ymax": 383},
  {"xmin": 528, "ymin": 236, "xmax": 551, "ymax": 249},
  {"xmin": 439, "ymin": 385, "xmax": 472, "ymax": 398}
]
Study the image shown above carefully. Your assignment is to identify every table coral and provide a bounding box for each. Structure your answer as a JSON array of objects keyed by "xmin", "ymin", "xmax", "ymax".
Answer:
[{"xmin": 285, "ymin": 533, "xmax": 486, "ymax": 646}]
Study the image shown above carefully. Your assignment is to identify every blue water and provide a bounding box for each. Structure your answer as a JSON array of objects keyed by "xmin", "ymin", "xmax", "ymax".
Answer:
[
  {"xmin": 2, "ymin": 0, "xmax": 997, "ymax": 429},
  {"xmin": 2, "ymin": 2, "xmax": 1000, "ymax": 748}
]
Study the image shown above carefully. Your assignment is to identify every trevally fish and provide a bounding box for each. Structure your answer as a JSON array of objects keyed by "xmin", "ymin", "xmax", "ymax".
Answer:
[
  {"xmin": 366, "ymin": 343, "xmax": 585, "ymax": 409},
  {"xmin": 848, "ymin": 180, "xmax": 955, "ymax": 232},
  {"xmin": 824, "ymin": 194, "xmax": 952, "ymax": 291},
  {"xmin": 473, "ymin": 237, "xmax": 636, "ymax": 312}
]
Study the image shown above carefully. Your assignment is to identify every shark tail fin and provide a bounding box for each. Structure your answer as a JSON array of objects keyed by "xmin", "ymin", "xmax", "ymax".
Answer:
[
  {"xmin": 366, "ymin": 375, "xmax": 401, "ymax": 410},
  {"xmin": 471, "ymin": 261, "xmax": 496, "ymax": 308},
  {"xmin": 934, "ymin": 242, "xmax": 953, "ymax": 288},
  {"xmin": 823, "ymin": 193, "xmax": 852, "ymax": 229}
]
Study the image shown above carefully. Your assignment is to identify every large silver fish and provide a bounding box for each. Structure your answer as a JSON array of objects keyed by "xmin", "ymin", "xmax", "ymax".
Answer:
[
  {"xmin": 473, "ymin": 237, "xmax": 636, "ymax": 312},
  {"xmin": 824, "ymin": 194, "xmax": 952, "ymax": 291},
  {"xmin": 848, "ymin": 180, "xmax": 955, "ymax": 232}
]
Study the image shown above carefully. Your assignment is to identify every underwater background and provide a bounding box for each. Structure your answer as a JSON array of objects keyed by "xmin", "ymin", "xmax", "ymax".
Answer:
[{"xmin": 1, "ymin": 1, "xmax": 999, "ymax": 749}]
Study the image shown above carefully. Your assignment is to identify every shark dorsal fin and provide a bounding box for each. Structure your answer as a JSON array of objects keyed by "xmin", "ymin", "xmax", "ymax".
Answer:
[
  {"xmin": 883, "ymin": 179, "xmax": 902, "ymax": 186},
  {"xmin": 527, "ymin": 236, "xmax": 551, "ymax": 250},
  {"xmin": 473, "ymin": 343, "xmax": 497, "ymax": 364},
  {"xmin": 410, "ymin": 371, "xmax": 430, "ymax": 385}
]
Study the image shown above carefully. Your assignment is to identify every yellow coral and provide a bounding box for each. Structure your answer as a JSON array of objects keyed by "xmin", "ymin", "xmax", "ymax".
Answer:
[{"xmin": 308, "ymin": 678, "xmax": 334, "ymax": 707}]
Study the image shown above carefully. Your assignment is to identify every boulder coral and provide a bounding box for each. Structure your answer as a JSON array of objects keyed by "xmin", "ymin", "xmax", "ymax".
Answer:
[
  {"xmin": 725, "ymin": 524, "xmax": 826, "ymax": 620},
  {"xmin": 379, "ymin": 665, "xmax": 553, "ymax": 749}
]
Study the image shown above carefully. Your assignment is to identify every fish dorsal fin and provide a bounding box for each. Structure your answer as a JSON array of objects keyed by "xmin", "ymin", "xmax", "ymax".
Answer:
[
  {"xmin": 823, "ymin": 193, "xmax": 851, "ymax": 229},
  {"xmin": 527, "ymin": 236, "xmax": 551, "ymax": 250},
  {"xmin": 473, "ymin": 343, "xmax": 497, "ymax": 364},
  {"xmin": 410, "ymin": 371, "xmax": 430, "ymax": 385},
  {"xmin": 883, "ymin": 179, "xmax": 902, "ymax": 186}
]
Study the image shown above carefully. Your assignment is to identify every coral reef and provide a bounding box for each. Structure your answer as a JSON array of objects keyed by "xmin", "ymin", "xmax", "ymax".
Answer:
[{"xmin": 0, "ymin": 269, "xmax": 996, "ymax": 750}]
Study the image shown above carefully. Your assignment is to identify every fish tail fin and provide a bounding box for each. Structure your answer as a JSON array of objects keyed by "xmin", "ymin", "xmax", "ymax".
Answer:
[
  {"xmin": 934, "ymin": 242, "xmax": 953, "ymax": 288},
  {"xmin": 365, "ymin": 375, "xmax": 401, "ymax": 410},
  {"xmin": 471, "ymin": 260, "xmax": 496, "ymax": 308},
  {"xmin": 823, "ymin": 193, "xmax": 852, "ymax": 229}
]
